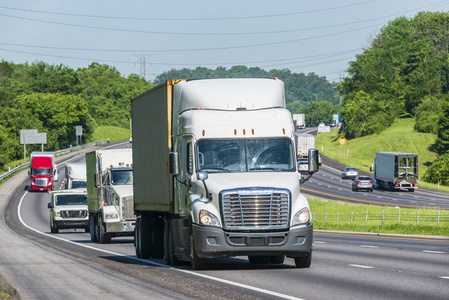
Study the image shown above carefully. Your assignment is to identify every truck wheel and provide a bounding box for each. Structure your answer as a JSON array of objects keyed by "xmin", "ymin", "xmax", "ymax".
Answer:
[
  {"xmin": 135, "ymin": 218, "xmax": 141, "ymax": 258},
  {"xmin": 190, "ymin": 236, "xmax": 207, "ymax": 270},
  {"xmin": 50, "ymin": 222, "xmax": 58, "ymax": 234},
  {"xmin": 139, "ymin": 215, "xmax": 152, "ymax": 259},
  {"xmin": 152, "ymin": 217, "xmax": 164, "ymax": 259},
  {"xmin": 98, "ymin": 217, "xmax": 111, "ymax": 244},
  {"xmin": 269, "ymin": 255, "xmax": 285, "ymax": 264},
  {"xmin": 295, "ymin": 252, "xmax": 312, "ymax": 268},
  {"xmin": 89, "ymin": 215, "xmax": 97, "ymax": 242}
]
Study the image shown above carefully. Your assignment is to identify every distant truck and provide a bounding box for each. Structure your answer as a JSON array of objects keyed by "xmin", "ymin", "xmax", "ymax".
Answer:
[
  {"xmin": 371, "ymin": 152, "xmax": 418, "ymax": 192},
  {"xmin": 295, "ymin": 133, "xmax": 315, "ymax": 172},
  {"xmin": 64, "ymin": 162, "xmax": 87, "ymax": 190},
  {"xmin": 293, "ymin": 113, "xmax": 305, "ymax": 129},
  {"xmin": 47, "ymin": 190, "xmax": 89, "ymax": 233},
  {"xmin": 132, "ymin": 78, "xmax": 319, "ymax": 270},
  {"xmin": 86, "ymin": 149, "xmax": 136, "ymax": 243},
  {"xmin": 29, "ymin": 152, "xmax": 58, "ymax": 192}
]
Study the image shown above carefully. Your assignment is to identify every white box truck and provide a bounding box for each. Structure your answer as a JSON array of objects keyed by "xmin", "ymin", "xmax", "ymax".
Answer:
[
  {"xmin": 86, "ymin": 149, "xmax": 136, "ymax": 243},
  {"xmin": 371, "ymin": 152, "xmax": 418, "ymax": 192},
  {"xmin": 131, "ymin": 78, "xmax": 319, "ymax": 270},
  {"xmin": 64, "ymin": 162, "xmax": 87, "ymax": 190}
]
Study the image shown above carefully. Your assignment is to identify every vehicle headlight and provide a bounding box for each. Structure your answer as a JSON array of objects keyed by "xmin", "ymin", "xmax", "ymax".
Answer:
[
  {"xmin": 54, "ymin": 211, "xmax": 60, "ymax": 217},
  {"xmin": 105, "ymin": 213, "xmax": 119, "ymax": 219},
  {"xmin": 292, "ymin": 207, "xmax": 311, "ymax": 226},
  {"xmin": 199, "ymin": 210, "xmax": 221, "ymax": 227}
]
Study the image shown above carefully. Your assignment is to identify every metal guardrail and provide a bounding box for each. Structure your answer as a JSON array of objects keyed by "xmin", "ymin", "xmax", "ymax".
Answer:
[{"xmin": 0, "ymin": 139, "xmax": 110, "ymax": 182}]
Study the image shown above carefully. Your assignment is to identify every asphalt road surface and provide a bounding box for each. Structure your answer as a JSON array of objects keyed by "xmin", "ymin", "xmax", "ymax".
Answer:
[{"xmin": 1, "ymin": 141, "xmax": 449, "ymax": 299}]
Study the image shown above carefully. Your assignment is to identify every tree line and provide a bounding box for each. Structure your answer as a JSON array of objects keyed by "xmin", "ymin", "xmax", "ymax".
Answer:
[{"xmin": 338, "ymin": 11, "xmax": 449, "ymax": 186}]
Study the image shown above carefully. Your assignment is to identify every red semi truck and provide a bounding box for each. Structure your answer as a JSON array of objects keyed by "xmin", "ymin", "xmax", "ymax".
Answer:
[{"xmin": 29, "ymin": 152, "xmax": 59, "ymax": 191}]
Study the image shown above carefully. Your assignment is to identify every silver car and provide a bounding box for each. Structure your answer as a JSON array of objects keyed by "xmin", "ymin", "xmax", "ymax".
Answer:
[
  {"xmin": 342, "ymin": 167, "xmax": 358, "ymax": 179},
  {"xmin": 352, "ymin": 175, "xmax": 373, "ymax": 192}
]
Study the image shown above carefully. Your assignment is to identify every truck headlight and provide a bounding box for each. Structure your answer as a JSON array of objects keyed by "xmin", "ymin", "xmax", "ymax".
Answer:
[
  {"xmin": 292, "ymin": 207, "xmax": 311, "ymax": 226},
  {"xmin": 199, "ymin": 210, "xmax": 221, "ymax": 227},
  {"xmin": 54, "ymin": 211, "xmax": 60, "ymax": 217},
  {"xmin": 105, "ymin": 213, "xmax": 119, "ymax": 219}
]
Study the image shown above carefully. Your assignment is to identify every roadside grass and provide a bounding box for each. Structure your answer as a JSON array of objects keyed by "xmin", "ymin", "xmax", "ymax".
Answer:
[
  {"xmin": 316, "ymin": 117, "xmax": 449, "ymax": 192},
  {"xmin": 309, "ymin": 198, "xmax": 449, "ymax": 236},
  {"xmin": 87, "ymin": 126, "xmax": 131, "ymax": 144}
]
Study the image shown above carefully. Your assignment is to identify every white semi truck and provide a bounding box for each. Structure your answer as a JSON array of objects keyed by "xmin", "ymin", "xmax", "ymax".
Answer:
[
  {"xmin": 64, "ymin": 162, "xmax": 87, "ymax": 190},
  {"xmin": 295, "ymin": 133, "xmax": 316, "ymax": 173},
  {"xmin": 131, "ymin": 78, "xmax": 319, "ymax": 270},
  {"xmin": 86, "ymin": 149, "xmax": 136, "ymax": 243},
  {"xmin": 371, "ymin": 152, "xmax": 418, "ymax": 192}
]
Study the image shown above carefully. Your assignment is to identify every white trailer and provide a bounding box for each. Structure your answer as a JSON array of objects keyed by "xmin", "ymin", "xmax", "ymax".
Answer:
[
  {"xmin": 86, "ymin": 149, "xmax": 135, "ymax": 243},
  {"xmin": 64, "ymin": 162, "xmax": 87, "ymax": 190},
  {"xmin": 293, "ymin": 113, "xmax": 305, "ymax": 129},
  {"xmin": 372, "ymin": 152, "xmax": 418, "ymax": 192},
  {"xmin": 295, "ymin": 133, "xmax": 316, "ymax": 172},
  {"xmin": 132, "ymin": 78, "xmax": 319, "ymax": 269}
]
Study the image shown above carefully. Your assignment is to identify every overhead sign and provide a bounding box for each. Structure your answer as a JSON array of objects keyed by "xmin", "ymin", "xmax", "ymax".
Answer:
[
  {"xmin": 339, "ymin": 136, "xmax": 347, "ymax": 146},
  {"xmin": 317, "ymin": 124, "xmax": 330, "ymax": 133}
]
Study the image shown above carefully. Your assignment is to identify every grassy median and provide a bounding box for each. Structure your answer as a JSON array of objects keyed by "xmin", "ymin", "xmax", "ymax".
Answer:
[{"xmin": 309, "ymin": 198, "xmax": 449, "ymax": 236}]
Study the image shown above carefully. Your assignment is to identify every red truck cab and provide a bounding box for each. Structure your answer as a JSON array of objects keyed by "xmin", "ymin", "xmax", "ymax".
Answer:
[{"xmin": 29, "ymin": 152, "xmax": 58, "ymax": 191}]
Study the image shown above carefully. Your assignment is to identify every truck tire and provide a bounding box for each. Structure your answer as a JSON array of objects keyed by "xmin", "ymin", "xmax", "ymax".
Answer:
[
  {"xmin": 98, "ymin": 216, "xmax": 111, "ymax": 244},
  {"xmin": 89, "ymin": 215, "xmax": 97, "ymax": 242},
  {"xmin": 139, "ymin": 215, "xmax": 152, "ymax": 259},
  {"xmin": 295, "ymin": 252, "xmax": 312, "ymax": 268},
  {"xmin": 50, "ymin": 221, "xmax": 59, "ymax": 234},
  {"xmin": 190, "ymin": 236, "xmax": 207, "ymax": 270},
  {"xmin": 164, "ymin": 220, "xmax": 180, "ymax": 266},
  {"xmin": 152, "ymin": 217, "xmax": 164, "ymax": 259},
  {"xmin": 135, "ymin": 218, "xmax": 141, "ymax": 258}
]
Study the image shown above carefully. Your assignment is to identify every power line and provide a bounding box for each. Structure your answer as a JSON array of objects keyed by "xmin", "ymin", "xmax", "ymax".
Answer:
[
  {"xmin": 0, "ymin": 1, "xmax": 447, "ymax": 36},
  {"xmin": 0, "ymin": 1, "xmax": 378, "ymax": 21}
]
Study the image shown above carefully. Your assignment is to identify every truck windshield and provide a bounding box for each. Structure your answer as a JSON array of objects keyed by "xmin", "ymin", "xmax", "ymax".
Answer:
[
  {"xmin": 196, "ymin": 138, "xmax": 295, "ymax": 173},
  {"xmin": 33, "ymin": 168, "xmax": 51, "ymax": 175},
  {"xmin": 71, "ymin": 181, "xmax": 87, "ymax": 189},
  {"xmin": 55, "ymin": 194, "xmax": 87, "ymax": 205},
  {"xmin": 111, "ymin": 170, "xmax": 133, "ymax": 185}
]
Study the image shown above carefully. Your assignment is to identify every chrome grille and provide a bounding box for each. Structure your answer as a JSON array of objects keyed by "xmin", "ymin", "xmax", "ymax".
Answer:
[
  {"xmin": 123, "ymin": 197, "xmax": 135, "ymax": 219},
  {"xmin": 61, "ymin": 210, "xmax": 88, "ymax": 219},
  {"xmin": 35, "ymin": 178, "xmax": 48, "ymax": 187},
  {"xmin": 221, "ymin": 188, "xmax": 290, "ymax": 230}
]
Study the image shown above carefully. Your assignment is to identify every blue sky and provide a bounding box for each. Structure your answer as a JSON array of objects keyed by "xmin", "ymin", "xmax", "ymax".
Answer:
[{"xmin": 1, "ymin": 0, "xmax": 449, "ymax": 83}]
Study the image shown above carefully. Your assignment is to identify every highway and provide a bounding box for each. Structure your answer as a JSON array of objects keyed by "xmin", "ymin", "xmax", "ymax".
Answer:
[{"xmin": 1, "ymin": 141, "xmax": 448, "ymax": 299}]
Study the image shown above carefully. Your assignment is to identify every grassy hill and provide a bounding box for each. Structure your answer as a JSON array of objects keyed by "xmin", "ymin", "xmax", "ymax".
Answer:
[
  {"xmin": 315, "ymin": 117, "xmax": 447, "ymax": 191},
  {"xmin": 87, "ymin": 126, "xmax": 131, "ymax": 143}
]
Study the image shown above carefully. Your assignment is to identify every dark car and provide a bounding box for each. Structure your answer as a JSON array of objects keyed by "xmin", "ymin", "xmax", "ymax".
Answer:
[
  {"xmin": 342, "ymin": 167, "xmax": 358, "ymax": 179},
  {"xmin": 352, "ymin": 175, "xmax": 373, "ymax": 192}
]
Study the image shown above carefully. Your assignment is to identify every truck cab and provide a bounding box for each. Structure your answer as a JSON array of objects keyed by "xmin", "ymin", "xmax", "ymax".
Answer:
[
  {"xmin": 29, "ymin": 152, "xmax": 58, "ymax": 191},
  {"xmin": 48, "ymin": 190, "xmax": 89, "ymax": 233}
]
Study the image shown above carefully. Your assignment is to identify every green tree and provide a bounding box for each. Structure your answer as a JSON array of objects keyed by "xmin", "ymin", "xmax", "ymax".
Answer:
[
  {"xmin": 434, "ymin": 99, "xmax": 449, "ymax": 155},
  {"xmin": 423, "ymin": 153, "xmax": 449, "ymax": 185}
]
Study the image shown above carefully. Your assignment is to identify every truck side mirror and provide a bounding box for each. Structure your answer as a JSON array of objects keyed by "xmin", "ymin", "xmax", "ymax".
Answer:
[
  {"xmin": 168, "ymin": 152, "xmax": 179, "ymax": 176},
  {"xmin": 54, "ymin": 169, "xmax": 59, "ymax": 182},
  {"xmin": 308, "ymin": 148, "xmax": 319, "ymax": 173},
  {"xmin": 95, "ymin": 173, "xmax": 101, "ymax": 188},
  {"xmin": 197, "ymin": 172, "xmax": 211, "ymax": 201},
  {"xmin": 47, "ymin": 203, "xmax": 53, "ymax": 209},
  {"xmin": 370, "ymin": 167, "xmax": 373, "ymax": 172}
]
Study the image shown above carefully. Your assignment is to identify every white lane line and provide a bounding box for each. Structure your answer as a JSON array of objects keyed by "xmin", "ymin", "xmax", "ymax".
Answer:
[
  {"xmin": 313, "ymin": 241, "xmax": 328, "ymax": 244},
  {"xmin": 440, "ymin": 276, "xmax": 449, "ymax": 280},
  {"xmin": 349, "ymin": 264, "xmax": 374, "ymax": 269},
  {"xmin": 18, "ymin": 191, "xmax": 304, "ymax": 300},
  {"xmin": 360, "ymin": 245, "xmax": 379, "ymax": 248},
  {"xmin": 422, "ymin": 250, "xmax": 446, "ymax": 254}
]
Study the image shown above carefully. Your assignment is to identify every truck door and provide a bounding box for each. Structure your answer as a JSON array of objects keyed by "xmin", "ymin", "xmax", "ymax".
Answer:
[{"xmin": 175, "ymin": 136, "xmax": 194, "ymax": 216}]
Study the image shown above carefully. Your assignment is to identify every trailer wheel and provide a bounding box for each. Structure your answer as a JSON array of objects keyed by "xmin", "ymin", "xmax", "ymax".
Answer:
[
  {"xmin": 98, "ymin": 216, "xmax": 111, "ymax": 244},
  {"xmin": 190, "ymin": 236, "xmax": 207, "ymax": 270},
  {"xmin": 89, "ymin": 215, "xmax": 97, "ymax": 242},
  {"xmin": 152, "ymin": 217, "xmax": 164, "ymax": 259},
  {"xmin": 135, "ymin": 218, "xmax": 141, "ymax": 258},
  {"xmin": 295, "ymin": 252, "xmax": 312, "ymax": 268},
  {"xmin": 139, "ymin": 215, "xmax": 152, "ymax": 259}
]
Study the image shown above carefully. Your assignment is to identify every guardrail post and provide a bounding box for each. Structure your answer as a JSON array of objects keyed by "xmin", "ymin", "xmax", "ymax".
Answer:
[
  {"xmin": 337, "ymin": 212, "xmax": 339, "ymax": 225},
  {"xmin": 351, "ymin": 211, "xmax": 353, "ymax": 225},
  {"xmin": 416, "ymin": 211, "xmax": 419, "ymax": 226},
  {"xmin": 437, "ymin": 211, "xmax": 440, "ymax": 228},
  {"xmin": 365, "ymin": 211, "xmax": 368, "ymax": 227},
  {"xmin": 382, "ymin": 210, "xmax": 384, "ymax": 227},
  {"xmin": 398, "ymin": 210, "xmax": 400, "ymax": 225},
  {"xmin": 325, "ymin": 212, "xmax": 327, "ymax": 224}
]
